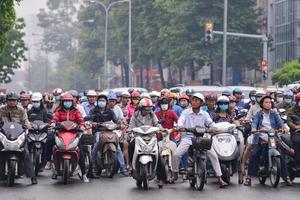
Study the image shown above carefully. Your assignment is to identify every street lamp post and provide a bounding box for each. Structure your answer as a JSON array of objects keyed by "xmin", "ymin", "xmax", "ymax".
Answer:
[
  {"xmin": 222, "ymin": 0, "xmax": 228, "ymax": 86},
  {"xmin": 86, "ymin": 0, "xmax": 129, "ymax": 89}
]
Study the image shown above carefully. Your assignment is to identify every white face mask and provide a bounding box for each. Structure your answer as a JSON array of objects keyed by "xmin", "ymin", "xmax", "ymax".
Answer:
[{"xmin": 161, "ymin": 104, "xmax": 169, "ymax": 111}]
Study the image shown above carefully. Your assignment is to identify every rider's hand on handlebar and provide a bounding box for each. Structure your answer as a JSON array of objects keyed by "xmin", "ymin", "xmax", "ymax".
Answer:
[{"xmin": 208, "ymin": 127, "xmax": 219, "ymax": 135}]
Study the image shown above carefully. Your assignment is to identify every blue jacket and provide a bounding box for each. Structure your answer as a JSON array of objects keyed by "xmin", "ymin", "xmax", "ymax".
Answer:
[
  {"xmin": 172, "ymin": 104, "xmax": 182, "ymax": 117},
  {"xmin": 251, "ymin": 110, "xmax": 284, "ymax": 130}
]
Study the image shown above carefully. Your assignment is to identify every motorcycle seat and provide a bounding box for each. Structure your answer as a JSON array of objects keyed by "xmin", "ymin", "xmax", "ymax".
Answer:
[{"xmin": 280, "ymin": 134, "xmax": 293, "ymax": 148}]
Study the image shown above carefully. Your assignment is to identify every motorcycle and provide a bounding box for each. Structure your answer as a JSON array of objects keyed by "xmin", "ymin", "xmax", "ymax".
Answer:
[
  {"xmin": 132, "ymin": 125, "xmax": 159, "ymax": 190},
  {"xmin": 81, "ymin": 120, "xmax": 95, "ymax": 178},
  {"xmin": 179, "ymin": 127, "xmax": 212, "ymax": 191},
  {"xmin": 256, "ymin": 129, "xmax": 282, "ymax": 188},
  {"xmin": 0, "ymin": 122, "xmax": 27, "ymax": 187},
  {"xmin": 52, "ymin": 120, "xmax": 82, "ymax": 184},
  {"xmin": 212, "ymin": 122, "xmax": 244, "ymax": 184},
  {"xmin": 158, "ymin": 128, "xmax": 177, "ymax": 183},
  {"xmin": 94, "ymin": 121, "xmax": 119, "ymax": 178},
  {"xmin": 27, "ymin": 120, "xmax": 49, "ymax": 176}
]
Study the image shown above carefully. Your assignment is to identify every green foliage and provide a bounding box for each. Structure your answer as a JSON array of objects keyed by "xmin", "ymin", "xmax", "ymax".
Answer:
[
  {"xmin": 0, "ymin": 18, "xmax": 27, "ymax": 83},
  {"xmin": 0, "ymin": 0, "xmax": 16, "ymax": 54},
  {"xmin": 272, "ymin": 60, "xmax": 300, "ymax": 86}
]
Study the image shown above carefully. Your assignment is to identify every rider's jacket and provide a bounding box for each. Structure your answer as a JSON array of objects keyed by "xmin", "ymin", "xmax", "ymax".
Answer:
[
  {"xmin": 287, "ymin": 106, "xmax": 300, "ymax": 132},
  {"xmin": 0, "ymin": 105, "xmax": 30, "ymax": 126}
]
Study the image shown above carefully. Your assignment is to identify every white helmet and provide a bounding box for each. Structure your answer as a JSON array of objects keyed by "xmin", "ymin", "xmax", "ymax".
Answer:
[
  {"xmin": 87, "ymin": 90, "xmax": 97, "ymax": 96},
  {"xmin": 149, "ymin": 91, "xmax": 160, "ymax": 97},
  {"xmin": 256, "ymin": 90, "xmax": 266, "ymax": 97},
  {"xmin": 140, "ymin": 93, "xmax": 151, "ymax": 99},
  {"xmin": 32, "ymin": 92, "xmax": 43, "ymax": 101},
  {"xmin": 192, "ymin": 93, "xmax": 205, "ymax": 103},
  {"xmin": 217, "ymin": 95, "xmax": 229, "ymax": 103},
  {"xmin": 121, "ymin": 91, "xmax": 130, "ymax": 97},
  {"xmin": 139, "ymin": 98, "xmax": 153, "ymax": 107}
]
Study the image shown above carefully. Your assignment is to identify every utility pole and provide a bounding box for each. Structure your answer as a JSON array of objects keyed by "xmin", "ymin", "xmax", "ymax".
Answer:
[{"xmin": 222, "ymin": 0, "xmax": 228, "ymax": 86}]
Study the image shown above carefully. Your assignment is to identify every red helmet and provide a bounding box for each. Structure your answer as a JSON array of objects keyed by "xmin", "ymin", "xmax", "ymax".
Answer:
[
  {"xmin": 131, "ymin": 91, "xmax": 140, "ymax": 98},
  {"xmin": 61, "ymin": 92, "xmax": 73, "ymax": 101},
  {"xmin": 295, "ymin": 92, "xmax": 300, "ymax": 101},
  {"xmin": 19, "ymin": 93, "xmax": 30, "ymax": 100},
  {"xmin": 179, "ymin": 94, "xmax": 189, "ymax": 101}
]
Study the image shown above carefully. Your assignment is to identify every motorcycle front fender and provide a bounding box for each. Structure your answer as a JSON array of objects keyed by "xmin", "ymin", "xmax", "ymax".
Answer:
[{"xmin": 139, "ymin": 155, "xmax": 153, "ymax": 165}]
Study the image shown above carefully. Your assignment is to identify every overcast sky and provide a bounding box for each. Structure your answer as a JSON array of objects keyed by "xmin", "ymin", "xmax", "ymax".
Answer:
[{"xmin": 15, "ymin": 0, "xmax": 47, "ymax": 17}]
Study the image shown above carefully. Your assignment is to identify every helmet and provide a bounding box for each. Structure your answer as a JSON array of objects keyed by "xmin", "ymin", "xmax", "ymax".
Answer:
[
  {"xmin": 139, "ymin": 98, "xmax": 153, "ymax": 107},
  {"xmin": 205, "ymin": 93, "xmax": 217, "ymax": 101},
  {"xmin": 128, "ymin": 88, "xmax": 135, "ymax": 94},
  {"xmin": 52, "ymin": 88, "xmax": 63, "ymax": 96},
  {"xmin": 32, "ymin": 92, "xmax": 43, "ymax": 101},
  {"xmin": 43, "ymin": 92, "xmax": 49, "ymax": 98},
  {"xmin": 158, "ymin": 97, "xmax": 169, "ymax": 105},
  {"xmin": 222, "ymin": 90, "xmax": 232, "ymax": 97},
  {"xmin": 87, "ymin": 90, "xmax": 97, "ymax": 96},
  {"xmin": 121, "ymin": 91, "xmax": 130, "ymax": 97},
  {"xmin": 259, "ymin": 95, "xmax": 272, "ymax": 107},
  {"xmin": 166, "ymin": 92, "xmax": 177, "ymax": 99},
  {"xmin": 115, "ymin": 92, "xmax": 122, "ymax": 97},
  {"xmin": 192, "ymin": 93, "xmax": 205, "ymax": 103},
  {"xmin": 256, "ymin": 90, "xmax": 266, "ymax": 97},
  {"xmin": 6, "ymin": 92, "xmax": 19, "ymax": 100},
  {"xmin": 185, "ymin": 88, "xmax": 194, "ymax": 96},
  {"xmin": 69, "ymin": 90, "xmax": 79, "ymax": 98},
  {"xmin": 295, "ymin": 93, "xmax": 300, "ymax": 101},
  {"xmin": 179, "ymin": 94, "xmax": 189, "ymax": 101},
  {"xmin": 45, "ymin": 94, "xmax": 55, "ymax": 103},
  {"xmin": 161, "ymin": 88, "xmax": 170, "ymax": 95},
  {"xmin": 131, "ymin": 91, "xmax": 140, "ymax": 98},
  {"xmin": 19, "ymin": 93, "xmax": 30, "ymax": 100},
  {"xmin": 249, "ymin": 90, "xmax": 256, "ymax": 98},
  {"xmin": 140, "ymin": 93, "xmax": 151, "ymax": 99},
  {"xmin": 283, "ymin": 90, "xmax": 293, "ymax": 97},
  {"xmin": 61, "ymin": 92, "xmax": 73, "ymax": 101},
  {"xmin": 149, "ymin": 91, "xmax": 160, "ymax": 97},
  {"xmin": 233, "ymin": 87, "xmax": 243, "ymax": 95},
  {"xmin": 217, "ymin": 96, "xmax": 230, "ymax": 103},
  {"xmin": 97, "ymin": 93, "xmax": 108, "ymax": 101},
  {"xmin": 108, "ymin": 93, "xmax": 117, "ymax": 100}
]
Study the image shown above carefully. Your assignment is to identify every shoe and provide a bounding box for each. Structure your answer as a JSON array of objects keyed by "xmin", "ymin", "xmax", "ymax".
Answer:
[
  {"xmin": 169, "ymin": 172, "xmax": 178, "ymax": 184},
  {"xmin": 45, "ymin": 162, "xmax": 51, "ymax": 170},
  {"xmin": 31, "ymin": 177, "xmax": 38, "ymax": 185},
  {"xmin": 243, "ymin": 177, "xmax": 251, "ymax": 186},
  {"xmin": 158, "ymin": 180, "xmax": 164, "ymax": 189},
  {"xmin": 219, "ymin": 181, "xmax": 228, "ymax": 188},
  {"xmin": 87, "ymin": 172, "xmax": 100, "ymax": 179},
  {"xmin": 285, "ymin": 177, "xmax": 293, "ymax": 186},
  {"xmin": 52, "ymin": 173, "xmax": 57, "ymax": 180},
  {"xmin": 120, "ymin": 171, "xmax": 129, "ymax": 177},
  {"xmin": 82, "ymin": 174, "xmax": 90, "ymax": 183}
]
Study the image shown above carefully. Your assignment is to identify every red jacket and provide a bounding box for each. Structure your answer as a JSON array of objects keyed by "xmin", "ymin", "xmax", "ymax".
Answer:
[
  {"xmin": 155, "ymin": 109, "xmax": 179, "ymax": 141},
  {"xmin": 50, "ymin": 107, "xmax": 85, "ymax": 127}
]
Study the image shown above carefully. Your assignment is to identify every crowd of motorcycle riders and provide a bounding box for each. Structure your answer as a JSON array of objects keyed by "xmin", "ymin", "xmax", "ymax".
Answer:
[{"xmin": 0, "ymin": 85, "xmax": 300, "ymax": 189}]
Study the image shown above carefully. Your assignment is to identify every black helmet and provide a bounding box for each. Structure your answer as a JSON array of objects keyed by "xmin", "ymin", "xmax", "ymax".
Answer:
[
  {"xmin": 6, "ymin": 92, "xmax": 19, "ymax": 100},
  {"xmin": 259, "ymin": 95, "xmax": 272, "ymax": 108},
  {"xmin": 249, "ymin": 90, "xmax": 256, "ymax": 98},
  {"xmin": 222, "ymin": 90, "xmax": 232, "ymax": 97},
  {"xmin": 158, "ymin": 97, "xmax": 169, "ymax": 106},
  {"xmin": 185, "ymin": 88, "xmax": 195, "ymax": 96},
  {"xmin": 97, "ymin": 93, "xmax": 108, "ymax": 101},
  {"xmin": 69, "ymin": 90, "xmax": 79, "ymax": 98}
]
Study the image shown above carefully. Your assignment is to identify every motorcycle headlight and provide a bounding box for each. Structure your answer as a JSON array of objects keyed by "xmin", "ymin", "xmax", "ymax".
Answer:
[
  {"xmin": 68, "ymin": 137, "xmax": 79, "ymax": 151},
  {"xmin": 141, "ymin": 142, "xmax": 155, "ymax": 154},
  {"xmin": 39, "ymin": 132, "xmax": 48, "ymax": 142}
]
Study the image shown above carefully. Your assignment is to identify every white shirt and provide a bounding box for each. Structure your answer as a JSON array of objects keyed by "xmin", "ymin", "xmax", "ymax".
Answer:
[
  {"xmin": 178, "ymin": 108, "xmax": 215, "ymax": 139},
  {"xmin": 112, "ymin": 105, "xmax": 124, "ymax": 121},
  {"xmin": 76, "ymin": 104, "xmax": 87, "ymax": 118}
]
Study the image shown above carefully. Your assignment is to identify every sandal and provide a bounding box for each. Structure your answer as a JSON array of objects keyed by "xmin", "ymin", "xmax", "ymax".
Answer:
[
  {"xmin": 243, "ymin": 177, "xmax": 251, "ymax": 186},
  {"xmin": 285, "ymin": 177, "xmax": 293, "ymax": 186},
  {"xmin": 169, "ymin": 173, "xmax": 178, "ymax": 184}
]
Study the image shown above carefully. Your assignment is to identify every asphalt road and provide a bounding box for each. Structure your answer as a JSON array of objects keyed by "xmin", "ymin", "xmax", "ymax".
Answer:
[{"xmin": 0, "ymin": 171, "xmax": 299, "ymax": 200}]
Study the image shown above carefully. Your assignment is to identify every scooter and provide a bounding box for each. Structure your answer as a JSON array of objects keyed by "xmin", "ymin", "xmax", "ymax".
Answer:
[
  {"xmin": 212, "ymin": 122, "xmax": 244, "ymax": 184},
  {"xmin": 94, "ymin": 121, "xmax": 119, "ymax": 178},
  {"xmin": 52, "ymin": 120, "xmax": 82, "ymax": 184},
  {"xmin": 256, "ymin": 129, "xmax": 282, "ymax": 188},
  {"xmin": 158, "ymin": 129, "xmax": 177, "ymax": 183},
  {"xmin": 132, "ymin": 125, "xmax": 159, "ymax": 190},
  {"xmin": 0, "ymin": 122, "xmax": 27, "ymax": 187},
  {"xmin": 27, "ymin": 120, "xmax": 49, "ymax": 176}
]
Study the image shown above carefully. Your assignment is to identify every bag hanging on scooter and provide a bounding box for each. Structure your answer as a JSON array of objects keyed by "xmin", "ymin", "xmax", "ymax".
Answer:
[{"xmin": 192, "ymin": 137, "xmax": 212, "ymax": 150}]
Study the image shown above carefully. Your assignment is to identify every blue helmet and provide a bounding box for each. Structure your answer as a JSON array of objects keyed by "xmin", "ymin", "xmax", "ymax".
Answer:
[
  {"xmin": 108, "ymin": 93, "xmax": 117, "ymax": 100},
  {"xmin": 233, "ymin": 87, "xmax": 243, "ymax": 94},
  {"xmin": 283, "ymin": 90, "xmax": 293, "ymax": 97}
]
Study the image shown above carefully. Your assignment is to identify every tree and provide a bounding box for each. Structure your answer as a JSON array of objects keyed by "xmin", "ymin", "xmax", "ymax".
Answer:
[
  {"xmin": 272, "ymin": 60, "xmax": 300, "ymax": 86},
  {"xmin": 0, "ymin": 0, "xmax": 16, "ymax": 54},
  {"xmin": 0, "ymin": 18, "xmax": 27, "ymax": 83}
]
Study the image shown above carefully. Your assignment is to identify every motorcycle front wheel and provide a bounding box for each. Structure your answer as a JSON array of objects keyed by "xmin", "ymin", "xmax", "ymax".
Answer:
[
  {"xmin": 270, "ymin": 156, "xmax": 281, "ymax": 188},
  {"xmin": 63, "ymin": 159, "xmax": 70, "ymax": 185},
  {"xmin": 7, "ymin": 160, "xmax": 16, "ymax": 187},
  {"xmin": 195, "ymin": 159, "xmax": 206, "ymax": 191}
]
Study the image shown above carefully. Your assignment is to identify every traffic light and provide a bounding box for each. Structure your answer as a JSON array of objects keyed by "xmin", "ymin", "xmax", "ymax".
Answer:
[
  {"xmin": 204, "ymin": 23, "xmax": 213, "ymax": 43},
  {"xmin": 261, "ymin": 60, "xmax": 268, "ymax": 81}
]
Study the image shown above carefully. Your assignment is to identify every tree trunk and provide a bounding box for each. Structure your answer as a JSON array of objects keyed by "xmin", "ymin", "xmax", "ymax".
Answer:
[
  {"xmin": 190, "ymin": 61, "xmax": 195, "ymax": 81},
  {"xmin": 140, "ymin": 64, "xmax": 144, "ymax": 88},
  {"xmin": 179, "ymin": 66, "xmax": 183, "ymax": 84},
  {"xmin": 158, "ymin": 59, "xmax": 165, "ymax": 88}
]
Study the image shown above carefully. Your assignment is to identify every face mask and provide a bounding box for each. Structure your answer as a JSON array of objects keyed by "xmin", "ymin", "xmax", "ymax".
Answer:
[
  {"xmin": 284, "ymin": 98, "xmax": 292, "ymax": 104},
  {"xmin": 277, "ymin": 97, "xmax": 283, "ymax": 103},
  {"xmin": 161, "ymin": 104, "xmax": 169, "ymax": 111},
  {"xmin": 55, "ymin": 96, "xmax": 60, "ymax": 101},
  {"xmin": 179, "ymin": 101, "xmax": 188, "ymax": 108},
  {"xmin": 219, "ymin": 104, "xmax": 229, "ymax": 111},
  {"xmin": 32, "ymin": 102, "xmax": 41, "ymax": 109},
  {"xmin": 97, "ymin": 101, "xmax": 106, "ymax": 108},
  {"xmin": 63, "ymin": 101, "xmax": 72, "ymax": 109}
]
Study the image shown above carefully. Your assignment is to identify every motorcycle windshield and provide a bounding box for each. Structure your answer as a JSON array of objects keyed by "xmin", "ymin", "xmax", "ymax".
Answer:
[
  {"xmin": 1, "ymin": 122, "xmax": 24, "ymax": 140},
  {"xmin": 32, "ymin": 120, "xmax": 48, "ymax": 131}
]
